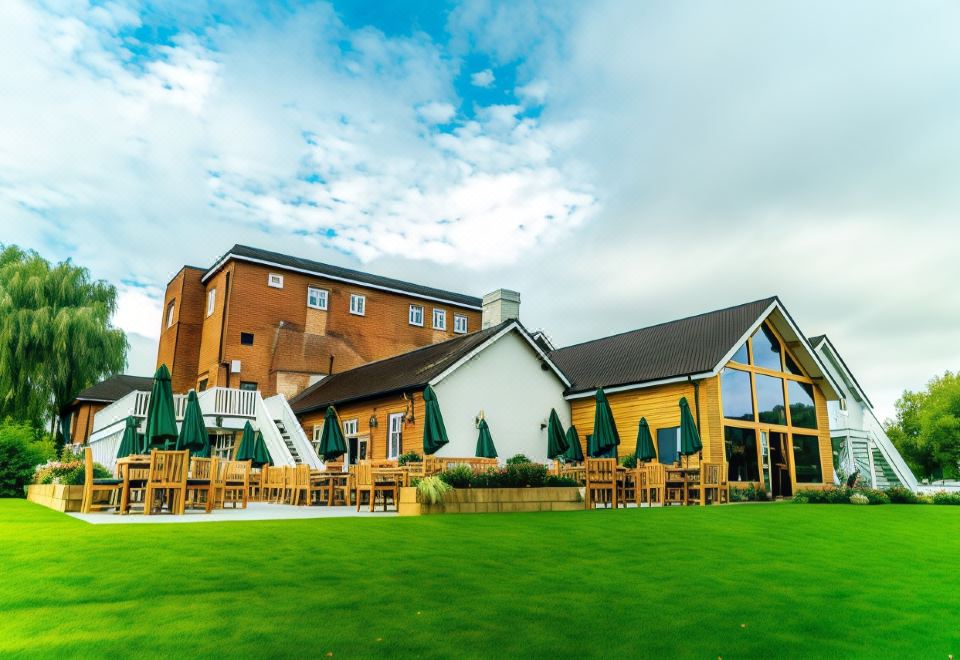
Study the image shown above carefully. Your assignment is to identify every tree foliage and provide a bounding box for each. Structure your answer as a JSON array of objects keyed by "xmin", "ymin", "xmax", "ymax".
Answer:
[
  {"xmin": 0, "ymin": 418, "xmax": 56, "ymax": 497},
  {"xmin": 0, "ymin": 245, "xmax": 128, "ymax": 439},
  {"xmin": 886, "ymin": 371, "xmax": 960, "ymax": 480}
]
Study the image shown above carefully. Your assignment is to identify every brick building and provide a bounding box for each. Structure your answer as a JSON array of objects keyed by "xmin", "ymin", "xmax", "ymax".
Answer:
[{"xmin": 157, "ymin": 245, "xmax": 487, "ymax": 398}]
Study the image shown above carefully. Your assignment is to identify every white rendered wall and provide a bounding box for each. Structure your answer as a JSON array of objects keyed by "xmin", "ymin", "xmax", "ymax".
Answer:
[{"xmin": 432, "ymin": 331, "xmax": 569, "ymax": 464}]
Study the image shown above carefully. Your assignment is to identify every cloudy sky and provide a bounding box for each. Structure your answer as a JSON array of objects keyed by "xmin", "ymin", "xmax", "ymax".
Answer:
[{"xmin": 2, "ymin": 0, "xmax": 959, "ymax": 421}]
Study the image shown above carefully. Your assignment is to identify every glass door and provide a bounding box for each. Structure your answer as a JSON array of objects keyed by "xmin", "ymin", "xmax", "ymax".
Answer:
[{"xmin": 759, "ymin": 430, "xmax": 771, "ymax": 496}]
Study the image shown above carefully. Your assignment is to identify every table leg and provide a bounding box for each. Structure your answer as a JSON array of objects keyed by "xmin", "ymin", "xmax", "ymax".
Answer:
[{"xmin": 120, "ymin": 465, "xmax": 130, "ymax": 515}]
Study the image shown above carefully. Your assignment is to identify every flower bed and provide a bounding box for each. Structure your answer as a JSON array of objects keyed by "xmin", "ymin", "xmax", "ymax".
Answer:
[{"xmin": 26, "ymin": 484, "xmax": 84, "ymax": 512}]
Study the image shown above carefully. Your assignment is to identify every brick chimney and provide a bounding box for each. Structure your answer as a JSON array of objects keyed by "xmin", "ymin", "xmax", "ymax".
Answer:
[{"xmin": 482, "ymin": 289, "xmax": 521, "ymax": 328}]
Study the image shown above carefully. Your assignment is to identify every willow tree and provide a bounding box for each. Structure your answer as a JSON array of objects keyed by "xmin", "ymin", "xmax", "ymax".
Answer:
[{"xmin": 0, "ymin": 245, "xmax": 128, "ymax": 443}]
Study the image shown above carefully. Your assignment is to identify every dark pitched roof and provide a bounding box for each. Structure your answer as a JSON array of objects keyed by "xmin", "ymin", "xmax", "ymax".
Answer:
[
  {"xmin": 204, "ymin": 244, "xmax": 483, "ymax": 309},
  {"xmin": 549, "ymin": 297, "xmax": 778, "ymax": 394},
  {"xmin": 290, "ymin": 321, "xmax": 514, "ymax": 413},
  {"xmin": 71, "ymin": 375, "xmax": 154, "ymax": 405}
]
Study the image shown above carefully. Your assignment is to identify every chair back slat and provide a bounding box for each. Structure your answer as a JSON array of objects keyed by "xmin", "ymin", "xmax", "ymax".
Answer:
[
  {"xmin": 355, "ymin": 460, "xmax": 372, "ymax": 487},
  {"xmin": 148, "ymin": 450, "xmax": 189, "ymax": 485},
  {"xmin": 190, "ymin": 457, "xmax": 212, "ymax": 480}
]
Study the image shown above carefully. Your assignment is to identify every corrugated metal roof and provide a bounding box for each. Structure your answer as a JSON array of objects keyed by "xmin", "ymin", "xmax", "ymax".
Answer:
[
  {"xmin": 549, "ymin": 298, "xmax": 778, "ymax": 394},
  {"xmin": 204, "ymin": 244, "xmax": 483, "ymax": 308}
]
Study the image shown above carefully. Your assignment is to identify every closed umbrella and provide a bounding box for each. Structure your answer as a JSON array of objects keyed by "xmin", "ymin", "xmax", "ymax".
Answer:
[
  {"xmin": 316, "ymin": 406, "xmax": 347, "ymax": 461},
  {"xmin": 252, "ymin": 430, "xmax": 272, "ymax": 467},
  {"xmin": 422, "ymin": 385, "xmax": 449, "ymax": 455},
  {"xmin": 563, "ymin": 426, "xmax": 584, "ymax": 462},
  {"xmin": 145, "ymin": 364, "xmax": 178, "ymax": 450},
  {"xmin": 116, "ymin": 416, "xmax": 140, "ymax": 459},
  {"xmin": 635, "ymin": 417, "xmax": 656, "ymax": 463},
  {"xmin": 235, "ymin": 421, "xmax": 257, "ymax": 462},
  {"xmin": 679, "ymin": 397, "xmax": 703, "ymax": 467},
  {"xmin": 176, "ymin": 390, "xmax": 209, "ymax": 456},
  {"xmin": 475, "ymin": 419, "xmax": 498, "ymax": 458},
  {"xmin": 546, "ymin": 408, "xmax": 569, "ymax": 460},
  {"xmin": 590, "ymin": 388, "xmax": 620, "ymax": 459}
]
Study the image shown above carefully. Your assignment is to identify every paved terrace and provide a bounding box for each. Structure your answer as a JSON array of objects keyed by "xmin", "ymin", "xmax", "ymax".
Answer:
[{"xmin": 68, "ymin": 502, "xmax": 397, "ymax": 525}]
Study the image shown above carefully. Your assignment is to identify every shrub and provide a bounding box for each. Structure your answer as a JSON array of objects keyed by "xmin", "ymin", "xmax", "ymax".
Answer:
[
  {"xmin": 503, "ymin": 462, "xmax": 547, "ymax": 487},
  {"xmin": 885, "ymin": 485, "xmax": 919, "ymax": 504},
  {"xmin": 416, "ymin": 476, "xmax": 452, "ymax": 504},
  {"xmin": 857, "ymin": 488, "xmax": 890, "ymax": 505},
  {"xmin": 505, "ymin": 454, "xmax": 532, "ymax": 465},
  {"xmin": 0, "ymin": 419, "xmax": 57, "ymax": 497},
  {"xmin": 932, "ymin": 492, "xmax": 960, "ymax": 505},
  {"xmin": 850, "ymin": 493, "xmax": 869, "ymax": 505},
  {"xmin": 620, "ymin": 455, "xmax": 637, "ymax": 469},
  {"xmin": 437, "ymin": 463, "xmax": 551, "ymax": 489},
  {"xmin": 34, "ymin": 460, "xmax": 111, "ymax": 486},
  {"xmin": 438, "ymin": 465, "xmax": 474, "ymax": 488},
  {"xmin": 731, "ymin": 484, "xmax": 767, "ymax": 502},
  {"xmin": 544, "ymin": 475, "xmax": 578, "ymax": 487},
  {"xmin": 397, "ymin": 451, "xmax": 422, "ymax": 466}
]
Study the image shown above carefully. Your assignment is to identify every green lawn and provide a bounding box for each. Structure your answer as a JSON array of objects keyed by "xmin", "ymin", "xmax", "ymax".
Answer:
[{"xmin": 0, "ymin": 500, "xmax": 957, "ymax": 659}]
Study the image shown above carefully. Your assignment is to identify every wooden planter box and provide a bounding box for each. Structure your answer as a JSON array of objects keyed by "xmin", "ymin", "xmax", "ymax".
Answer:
[
  {"xmin": 26, "ymin": 484, "xmax": 84, "ymax": 512},
  {"xmin": 398, "ymin": 486, "xmax": 582, "ymax": 516}
]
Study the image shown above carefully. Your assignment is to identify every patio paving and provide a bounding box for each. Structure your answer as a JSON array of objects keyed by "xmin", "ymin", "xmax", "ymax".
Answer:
[{"xmin": 67, "ymin": 502, "xmax": 397, "ymax": 524}]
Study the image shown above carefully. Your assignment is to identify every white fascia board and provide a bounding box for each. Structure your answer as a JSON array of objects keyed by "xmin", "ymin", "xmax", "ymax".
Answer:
[
  {"xmin": 429, "ymin": 322, "xmax": 571, "ymax": 389},
  {"xmin": 201, "ymin": 253, "xmax": 483, "ymax": 310},
  {"xmin": 817, "ymin": 337, "xmax": 873, "ymax": 408},
  {"xmin": 564, "ymin": 372, "xmax": 714, "ymax": 400}
]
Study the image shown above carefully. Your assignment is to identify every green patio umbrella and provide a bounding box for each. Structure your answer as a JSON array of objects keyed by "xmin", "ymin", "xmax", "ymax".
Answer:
[
  {"xmin": 546, "ymin": 408, "xmax": 569, "ymax": 459},
  {"xmin": 235, "ymin": 421, "xmax": 257, "ymax": 462},
  {"xmin": 679, "ymin": 397, "xmax": 703, "ymax": 466},
  {"xmin": 589, "ymin": 388, "xmax": 620, "ymax": 459},
  {"xmin": 251, "ymin": 430, "xmax": 272, "ymax": 467},
  {"xmin": 422, "ymin": 385, "xmax": 449, "ymax": 455},
  {"xmin": 635, "ymin": 417, "xmax": 657, "ymax": 463},
  {"xmin": 475, "ymin": 419, "xmax": 498, "ymax": 459},
  {"xmin": 563, "ymin": 425, "xmax": 584, "ymax": 462},
  {"xmin": 145, "ymin": 364, "xmax": 178, "ymax": 450},
  {"xmin": 116, "ymin": 416, "xmax": 140, "ymax": 459},
  {"xmin": 316, "ymin": 406, "xmax": 347, "ymax": 461},
  {"xmin": 176, "ymin": 390, "xmax": 209, "ymax": 456}
]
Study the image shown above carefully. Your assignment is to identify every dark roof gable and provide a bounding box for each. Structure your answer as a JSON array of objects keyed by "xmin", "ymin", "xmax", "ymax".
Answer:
[
  {"xmin": 71, "ymin": 374, "xmax": 154, "ymax": 405},
  {"xmin": 549, "ymin": 297, "xmax": 778, "ymax": 394},
  {"xmin": 204, "ymin": 244, "xmax": 483, "ymax": 309}
]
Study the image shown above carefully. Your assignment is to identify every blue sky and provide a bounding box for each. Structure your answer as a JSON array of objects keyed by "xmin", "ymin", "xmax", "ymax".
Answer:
[{"xmin": 2, "ymin": 0, "xmax": 960, "ymax": 420}]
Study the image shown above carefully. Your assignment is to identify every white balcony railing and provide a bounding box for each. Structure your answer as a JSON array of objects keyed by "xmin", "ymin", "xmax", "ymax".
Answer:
[{"xmin": 201, "ymin": 387, "xmax": 257, "ymax": 418}]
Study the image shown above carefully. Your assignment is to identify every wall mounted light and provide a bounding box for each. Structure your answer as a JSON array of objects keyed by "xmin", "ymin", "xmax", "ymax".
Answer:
[
  {"xmin": 369, "ymin": 412, "xmax": 378, "ymax": 429},
  {"xmin": 474, "ymin": 409, "xmax": 485, "ymax": 429}
]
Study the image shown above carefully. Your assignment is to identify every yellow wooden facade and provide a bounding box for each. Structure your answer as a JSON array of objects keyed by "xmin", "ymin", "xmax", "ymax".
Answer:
[{"xmin": 569, "ymin": 321, "xmax": 834, "ymax": 492}]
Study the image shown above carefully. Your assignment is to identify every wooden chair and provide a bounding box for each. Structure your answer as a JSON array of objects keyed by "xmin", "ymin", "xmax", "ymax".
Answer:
[
  {"xmin": 261, "ymin": 465, "xmax": 286, "ymax": 503},
  {"xmin": 80, "ymin": 446, "xmax": 123, "ymax": 513},
  {"xmin": 336, "ymin": 468, "xmax": 356, "ymax": 507},
  {"xmin": 186, "ymin": 457, "xmax": 217, "ymax": 513},
  {"xmin": 699, "ymin": 461, "xmax": 728, "ymax": 505},
  {"xmin": 585, "ymin": 458, "xmax": 620, "ymax": 509},
  {"xmin": 643, "ymin": 463, "xmax": 666, "ymax": 506},
  {"xmin": 287, "ymin": 464, "xmax": 310, "ymax": 505},
  {"xmin": 355, "ymin": 461, "xmax": 397, "ymax": 512},
  {"xmin": 404, "ymin": 461, "xmax": 426, "ymax": 482},
  {"xmin": 144, "ymin": 450, "xmax": 189, "ymax": 515},
  {"xmin": 248, "ymin": 467, "xmax": 263, "ymax": 501},
  {"xmin": 218, "ymin": 460, "xmax": 251, "ymax": 509},
  {"xmin": 621, "ymin": 468, "xmax": 637, "ymax": 504}
]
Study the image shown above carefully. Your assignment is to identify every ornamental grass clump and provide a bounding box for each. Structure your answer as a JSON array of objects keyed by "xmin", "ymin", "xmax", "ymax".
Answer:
[
  {"xmin": 850, "ymin": 493, "xmax": 870, "ymax": 505},
  {"xmin": 415, "ymin": 476, "xmax": 452, "ymax": 504}
]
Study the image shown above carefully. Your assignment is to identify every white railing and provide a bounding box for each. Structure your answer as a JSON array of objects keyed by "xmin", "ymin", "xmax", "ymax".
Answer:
[
  {"xmin": 264, "ymin": 394, "xmax": 322, "ymax": 468},
  {"xmin": 92, "ymin": 390, "xmax": 188, "ymax": 436},
  {"xmin": 89, "ymin": 428, "xmax": 126, "ymax": 472},
  {"xmin": 202, "ymin": 387, "xmax": 257, "ymax": 418},
  {"xmin": 254, "ymin": 392, "xmax": 295, "ymax": 466}
]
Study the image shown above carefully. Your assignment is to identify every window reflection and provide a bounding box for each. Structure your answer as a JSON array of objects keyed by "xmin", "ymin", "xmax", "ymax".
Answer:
[
  {"xmin": 756, "ymin": 374, "xmax": 786, "ymax": 425},
  {"xmin": 725, "ymin": 426, "xmax": 759, "ymax": 482},
  {"xmin": 752, "ymin": 324, "xmax": 782, "ymax": 371},
  {"xmin": 788, "ymin": 380, "xmax": 817, "ymax": 429},
  {"xmin": 793, "ymin": 434, "xmax": 823, "ymax": 482},
  {"xmin": 722, "ymin": 368, "xmax": 754, "ymax": 421},
  {"xmin": 731, "ymin": 343, "xmax": 749, "ymax": 364},
  {"xmin": 657, "ymin": 427, "xmax": 680, "ymax": 465}
]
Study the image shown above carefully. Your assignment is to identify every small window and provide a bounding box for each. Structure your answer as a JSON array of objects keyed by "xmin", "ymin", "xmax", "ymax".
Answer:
[
  {"xmin": 343, "ymin": 419, "xmax": 359, "ymax": 436},
  {"xmin": 350, "ymin": 294, "xmax": 365, "ymax": 316},
  {"xmin": 453, "ymin": 314, "xmax": 468, "ymax": 334},
  {"xmin": 240, "ymin": 332, "xmax": 254, "ymax": 346},
  {"xmin": 432, "ymin": 308, "xmax": 446, "ymax": 330},
  {"xmin": 409, "ymin": 304, "xmax": 424, "ymax": 326},
  {"xmin": 268, "ymin": 273, "xmax": 284, "ymax": 288},
  {"xmin": 206, "ymin": 289, "xmax": 216, "ymax": 317},
  {"xmin": 388, "ymin": 413, "xmax": 403, "ymax": 459},
  {"xmin": 312, "ymin": 424, "xmax": 324, "ymax": 453},
  {"xmin": 307, "ymin": 286, "xmax": 328, "ymax": 310},
  {"xmin": 166, "ymin": 301, "xmax": 176, "ymax": 328},
  {"xmin": 239, "ymin": 381, "xmax": 257, "ymax": 391},
  {"xmin": 657, "ymin": 427, "xmax": 681, "ymax": 466},
  {"xmin": 197, "ymin": 378, "xmax": 208, "ymax": 392},
  {"xmin": 839, "ymin": 398, "xmax": 847, "ymax": 412}
]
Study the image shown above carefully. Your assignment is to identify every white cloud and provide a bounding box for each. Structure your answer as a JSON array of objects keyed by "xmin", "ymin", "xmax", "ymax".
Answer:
[
  {"xmin": 113, "ymin": 283, "xmax": 164, "ymax": 340},
  {"xmin": 417, "ymin": 101, "xmax": 456, "ymax": 124},
  {"xmin": 470, "ymin": 68, "xmax": 494, "ymax": 87}
]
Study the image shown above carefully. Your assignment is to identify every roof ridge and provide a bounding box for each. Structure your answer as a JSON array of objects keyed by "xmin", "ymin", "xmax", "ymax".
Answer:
[{"xmin": 551, "ymin": 296, "xmax": 778, "ymax": 354}]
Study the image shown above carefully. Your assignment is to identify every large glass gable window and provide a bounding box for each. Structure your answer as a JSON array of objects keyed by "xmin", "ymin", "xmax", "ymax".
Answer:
[
  {"xmin": 725, "ymin": 426, "xmax": 760, "ymax": 482},
  {"xmin": 793, "ymin": 434, "xmax": 823, "ymax": 482},
  {"xmin": 731, "ymin": 343, "xmax": 749, "ymax": 364},
  {"xmin": 788, "ymin": 380, "xmax": 817, "ymax": 429},
  {"xmin": 722, "ymin": 368, "xmax": 754, "ymax": 421},
  {"xmin": 752, "ymin": 324, "xmax": 782, "ymax": 371},
  {"xmin": 755, "ymin": 374, "xmax": 786, "ymax": 425}
]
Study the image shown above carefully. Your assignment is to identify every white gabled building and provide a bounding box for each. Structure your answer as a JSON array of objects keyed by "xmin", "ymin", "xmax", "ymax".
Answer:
[{"xmin": 809, "ymin": 335, "xmax": 917, "ymax": 491}]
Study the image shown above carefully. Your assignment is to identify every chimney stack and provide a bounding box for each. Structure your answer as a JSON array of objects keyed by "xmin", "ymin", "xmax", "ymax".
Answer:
[{"xmin": 482, "ymin": 289, "xmax": 521, "ymax": 328}]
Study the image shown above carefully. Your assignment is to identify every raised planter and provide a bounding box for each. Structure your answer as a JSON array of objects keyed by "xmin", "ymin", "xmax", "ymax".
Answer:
[
  {"xmin": 26, "ymin": 484, "xmax": 84, "ymax": 512},
  {"xmin": 398, "ymin": 486, "xmax": 582, "ymax": 516}
]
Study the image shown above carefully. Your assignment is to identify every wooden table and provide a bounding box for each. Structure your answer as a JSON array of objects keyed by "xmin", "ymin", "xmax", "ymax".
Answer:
[
  {"xmin": 116, "ymin": 455, "xmax": 151, "ymax": 514},
  {"xmin": 310, "ymin": 471, "xmax": 351, "ymax": 506},
  {"xmin": 664, "ymin": 467, "xmax": 702, "ymax": 506}
]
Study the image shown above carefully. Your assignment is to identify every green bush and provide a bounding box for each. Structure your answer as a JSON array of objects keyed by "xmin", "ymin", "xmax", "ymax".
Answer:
[
  {"xmin": 544, "ymin": 475, "xmax": 578, "ymax": 487},
  {"xmin": 730, "ymin": 484, "xmax": 767, "ymax": 502},
  {"xmin": 0, "ymin": 419, "xmax": 57, "ymax": 497},
  {"xmin": 858, "ymin": 488, "xmax": 890, "ymax": 505},
  {"xmin": 505, "ymin": 454, "xmax": 532, "ymax": 465},
  {"xmin": 620, "ymin": 455, "xmax": 637, "ymax": 469},
  {"xmin": 438, "ymin": 463, "xmax": 552, "ymax": 488},
  {"xmin": 397, "ymin": 451, "xmax": 422, "ymax": 466},
  {"xmin": 503, "ymin": 462, "xmax": 547, "ymax": 487},
  {"xmin": 885, "ymin": 486, "xmax": 919, "ymax": 504},
  {"xmin": 438, "ymin": 465, "xmax": 474, "ymax": 488},
  {"xmin": 932, "ymin": 492, "xmax": 960, "ymax": 505},
  {"xmin": 34, "ymin": 460, "xmax": 111, "ymax": 486}
]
